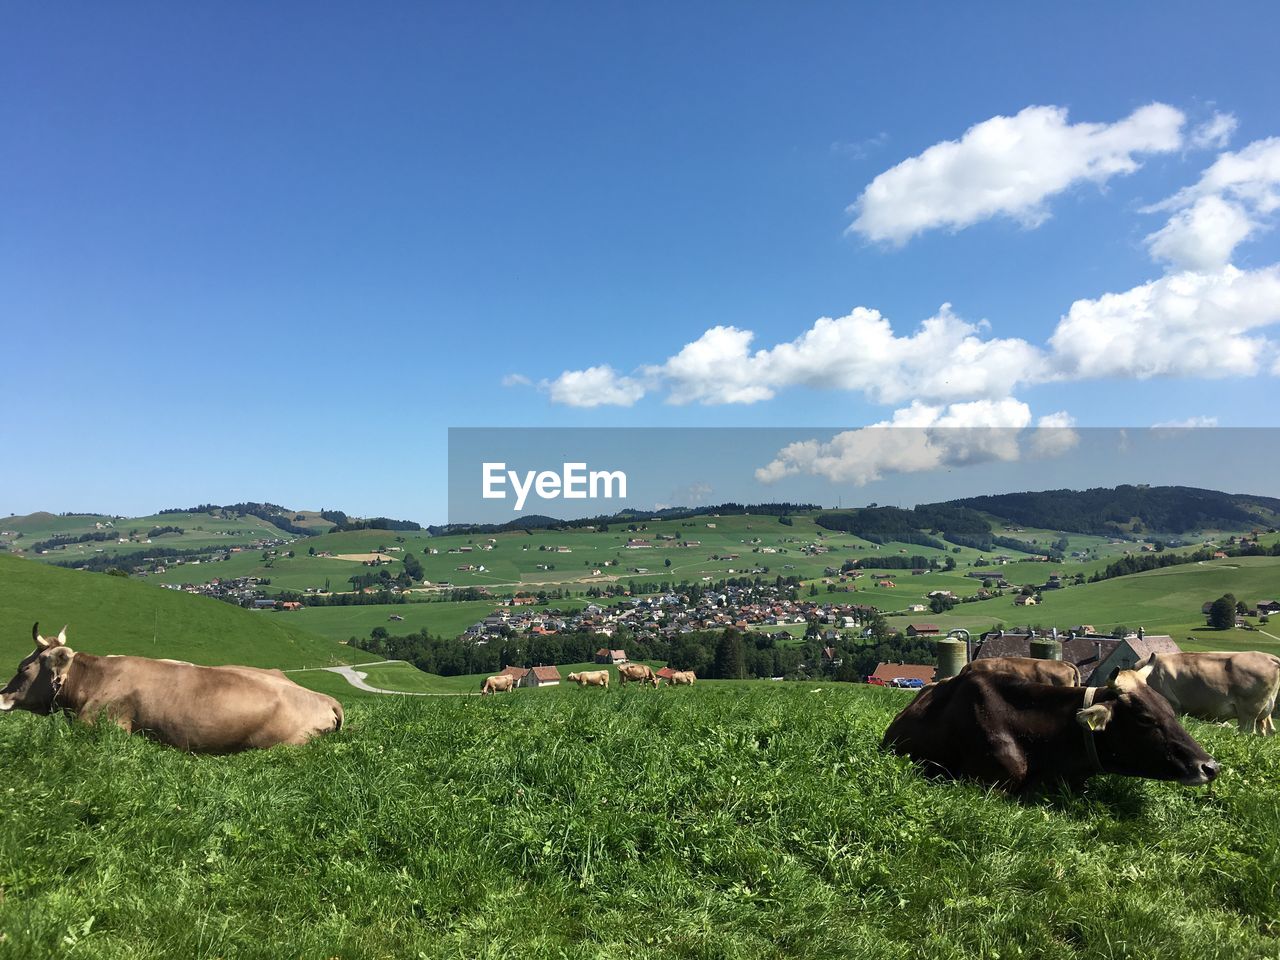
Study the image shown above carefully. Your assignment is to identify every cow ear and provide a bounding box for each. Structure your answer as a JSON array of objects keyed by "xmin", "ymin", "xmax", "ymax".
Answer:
[
  {"xmin": 56, "ymin": 625, "xmax": 68, "ymax": 646},
  {"xmin": 1113, "ymin": 670, "xmax": 1141, "ymax": 693},
  {"xmin": 1077, "ymin": 703, "xmax": 1114, "ymax": 732},
  {"xmin": 45, "ymin": 646, "xmax": 76, "ymax": 679}
]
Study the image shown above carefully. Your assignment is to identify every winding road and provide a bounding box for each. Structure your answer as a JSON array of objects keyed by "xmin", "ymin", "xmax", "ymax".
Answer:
[{"xmin": 286, "ymin": 659, "xmax": 477, "ymax": 696}]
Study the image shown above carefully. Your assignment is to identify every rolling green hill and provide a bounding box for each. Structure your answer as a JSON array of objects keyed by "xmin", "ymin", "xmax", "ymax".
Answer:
[{"xmin": 0, "ymin": 555, "xmax": 355, "ymax": 670}]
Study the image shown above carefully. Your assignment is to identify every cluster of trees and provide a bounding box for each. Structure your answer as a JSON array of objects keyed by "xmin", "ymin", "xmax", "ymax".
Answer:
[
  {"xmin": 816, "ymin": 508, "xmax": 947, "ymax": 549},
  {"xmin": 320, "ymin": 510, "xmax": 422, "ymax": 532},
  {"xmin": 943, "ymin": 485, "xmax": 1279, "ymax": 537},
  {"xmin": 1089, "ymin": 548, "xmax": 1215, "ymax": 582},
  {"xmin": 843, "ymin": 555, "xmax": 939, "ymax": 571},
  {"xmin": 350, "ymin": 604, "xmax": 938, "ymax": 686},
  {"xmin": 351, "ymin": 625, "xmax": 813, "ymax": 681},
  {"xmin": 146, "ymin": 525, "xmax": 184, "ymax": 538},
  {"xmin": 28, "ymin": 529, "xmax": 119, "ymax": 553},
  {"xmin": 427, "ymin": 502, "xmax": 821, "ymax": 538},
  {"xmin": 1206, "ymin": 594, "xmax": 1246, "ymax": 631},
  {"xmin": 54, "ymin": 544, "xmax": 229, "ymax": 573}
]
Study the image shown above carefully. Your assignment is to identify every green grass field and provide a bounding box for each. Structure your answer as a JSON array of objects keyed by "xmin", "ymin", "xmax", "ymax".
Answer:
[
  {"xmin": 1, "ymin": 510, "xmax": 310, "ymax": 561},
  {"xmin": 0, "ymin": 555, "xmax": 355, "ymax": 671},
  {"xmin": 2, "ymin": 684, "xmax": 1278, "ymax": 958}
]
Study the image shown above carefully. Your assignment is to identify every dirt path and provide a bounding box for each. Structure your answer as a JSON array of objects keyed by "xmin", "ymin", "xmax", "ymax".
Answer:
[{"xmin": 286, "ymin": 659, "xmax": 476, "ymax": 696}]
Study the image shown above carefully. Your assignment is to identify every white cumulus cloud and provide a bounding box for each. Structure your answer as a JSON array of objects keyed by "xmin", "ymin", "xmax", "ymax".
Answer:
[
  {"xmin": 848, "ymin": 103, "xmax": 1185, "ymax": 245},
  {"xmin": 648, "ymin": 305, "xmax": 1043, "ymax": 407},
  {"xmin": 1144, "ymin": 137, "xmax": 1280, "ymax": 268},
  {"xmin": 1145, "ymin": 195, "xmax": 1257, "ymax": 270},
  {"xmin": 1027, "ymin": 411, "xmax": 1081, "ymax": 459},
  {"xmin": 1152, "ymin": 416, "xmax": 1219, "ymax": 430},
  {"xmin": 1047, "ymin": 264, "xmax": 1280, "ymax": 380},
  {"xmin": 541, "ymin": 365, "xmax": 647, "ymax": 408},
  {"xmin": 1189, "ymin": 112, "xmax": 1238, "ymax": 150},
  {"xmin": 754, "ymin": 398, "xmax": 1038, "ymax": 486}
]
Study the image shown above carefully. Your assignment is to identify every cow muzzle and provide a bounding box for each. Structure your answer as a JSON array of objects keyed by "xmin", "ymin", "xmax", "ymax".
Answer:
[
  {"xmin": 0, "ymin": 693, "xmax": 13, "ymax": 712},
  {"xmin": 1179, "ymin": 758, "xmax": 1220, "ymax": 786}
]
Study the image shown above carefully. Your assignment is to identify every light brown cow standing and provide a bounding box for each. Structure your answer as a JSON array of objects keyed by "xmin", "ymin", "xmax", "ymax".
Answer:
[
  {"xmin": 616, "ymin": 663, "xmax": 659, "ymax": 687},
  {"xmin": 667, "ymin": 670, "xmax": 696, "ymax": 686},
  {"xmin": 959, "ymin": 657, "xmax": 1081, "ymax": 687},
  {"xmin": 481, "ymin": 674, "xmax": 516, "ymax": 695},
  {"xmin": 0, "ymin": 624, "xmax": 344, "ymax": 753},
  {"xmin": 1131, "ymin": 651, "xmax": 1280, "ymax": 735},
  {"xmin": 567, "ymin": 670, "xmax": 610, "ymax": 688}
]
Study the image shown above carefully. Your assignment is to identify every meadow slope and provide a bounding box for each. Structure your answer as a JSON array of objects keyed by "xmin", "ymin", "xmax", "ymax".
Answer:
[
  {"xmin": 0, "ymin": 555, "xmax": 354, "ymax": 669},
  {"xmin": 1, "ymin": 686, "xmax": 1278, "ymax": 959}
]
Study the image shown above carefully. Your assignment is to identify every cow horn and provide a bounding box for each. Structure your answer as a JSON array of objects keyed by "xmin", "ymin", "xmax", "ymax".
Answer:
[{"xmin": 33, "ymin": 622, "xmax": 51, "ymax": 649}]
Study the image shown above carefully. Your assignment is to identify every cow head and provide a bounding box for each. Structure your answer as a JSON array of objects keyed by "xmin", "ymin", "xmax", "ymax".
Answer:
[
  {"xmin": 1076, "ymin": 671, "xmax": 1219, "ymax": 786},
  {"xmin": 0, "ymin": 624, "xmax": 77, "ymax": 716},
  {"xmin": 568, "ymin": 673, "xmax": 580, "ymax": 682}
]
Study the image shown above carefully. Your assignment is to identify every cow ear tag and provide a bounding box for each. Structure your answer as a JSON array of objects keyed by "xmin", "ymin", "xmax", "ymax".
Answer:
[{"xmin": 1076, "ymin": 704, "xmax": 1112, "ymax": 731}]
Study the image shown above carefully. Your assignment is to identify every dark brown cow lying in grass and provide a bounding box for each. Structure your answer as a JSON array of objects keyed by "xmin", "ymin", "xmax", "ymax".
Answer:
[
  {"xmin": 617, "ymin": 663, "xmax": 659, "ymax": 687},
  {"xmin": 0, "ymin": 624, "xmax": 344, "ymax": 753},
  {"xmin": 959, "ymin": 656, "xmax": 1081, "ymax": 686},
  {"xmin": 481, "ymin": 674, "xmax": 516, "ymax": 695},
  {"xmin": 882, "ymin": 669, "xmax": 1218, "ymax": 794}
]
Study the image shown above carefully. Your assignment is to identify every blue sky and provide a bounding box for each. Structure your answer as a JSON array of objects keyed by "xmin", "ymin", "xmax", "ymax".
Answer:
[{"xmin": 4, "ymin": 2, "xmax": 1280, "ymax": 521}]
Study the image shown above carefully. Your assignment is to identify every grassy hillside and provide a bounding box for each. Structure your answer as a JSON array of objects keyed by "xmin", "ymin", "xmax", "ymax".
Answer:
[
  {"xmin": 1017, "ymin": 555, "xmax": 1280, "ymax": 651},
  {"xmin": 879, "ymin": 555, "xmax": 1280, "ymax": 654},
  {"xmin": 1, "ymin": 685, "xmax": 1278, "ymax": 958},
  {"xmin": 0, "ymin": 555, "xmax": 354, "ymax": 670}
]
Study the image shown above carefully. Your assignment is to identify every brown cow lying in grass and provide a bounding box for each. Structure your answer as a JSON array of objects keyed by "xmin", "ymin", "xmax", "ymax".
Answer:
[
  {"xmin": 0, "ymin": 624, "xmax": 343, "ymax": 753},
  {"xmin": 617, "ymin": 663, "xmax": 659, "ymax": 687},
  {"xmin": 667, "ymin": 670, "xmax": 696, "ymax": 686},
  {"xmin": 481, "ymin": 674, "xmax": 516, "ymax": 695},
  {"xmin": 568, "ymin": 670, "xmax": 610, "ymax": 688}
]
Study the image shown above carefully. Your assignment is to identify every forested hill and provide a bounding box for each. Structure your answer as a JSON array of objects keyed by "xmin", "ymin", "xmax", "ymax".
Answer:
[{"xmin": 933, "ymin": 485, "xmax": 1280, "ymax": 536}]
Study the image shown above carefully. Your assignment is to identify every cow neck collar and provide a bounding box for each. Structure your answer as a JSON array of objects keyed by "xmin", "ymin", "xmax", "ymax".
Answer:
[{"xmin": 1081, "ymin": 686, "xmax": 1105, "ymax": 774}]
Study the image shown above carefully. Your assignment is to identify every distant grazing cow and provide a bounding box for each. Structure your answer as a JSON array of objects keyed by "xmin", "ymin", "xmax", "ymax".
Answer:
[
  {"xmin": 481, "ymin": 674, "xmax": 516, "ymax": 695},
  {"xmin": 667, "ymin": 670, "xmax": 696, "ymax": 686},
  {"xmin": 0, "ymin": 624, "xmax": 343, "ymax": 753},
  {"xmin": 960, "ymin": 656, "xmax": 1081, "ymax": 687},
  {"xmin": 568, "ymin": 670, "xmax": 610, "ymax": 688},
  {"xmin": 882, "ymin": 669, "xmax": 1218, "ymax": 794},
  {"xmin": 617, "ymin": 663, "xmax": 659, "ymax": 687},
  {"xmin": 1133, "ymin": 651, "xmax": 1280, "ymax": 734}
]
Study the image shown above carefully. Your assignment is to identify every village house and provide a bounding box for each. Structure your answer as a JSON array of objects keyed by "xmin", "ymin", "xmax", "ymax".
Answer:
[
  {"xmin": 522, "ymin": 665, "xmax": 562, "ymax": 688},
  {"xmin": 905, "ymin": 623, "xmax": 941, "ymax": 638}
]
